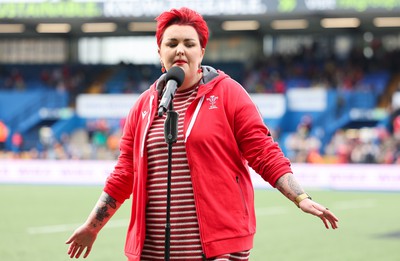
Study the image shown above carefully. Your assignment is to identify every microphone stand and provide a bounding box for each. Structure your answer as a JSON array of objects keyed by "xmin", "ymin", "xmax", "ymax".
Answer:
[{"xmin": 163, "ymin": 101, "xmax": 178, "ymax": 261}]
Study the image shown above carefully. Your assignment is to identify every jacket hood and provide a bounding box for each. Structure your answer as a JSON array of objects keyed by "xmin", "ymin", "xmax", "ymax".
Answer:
[{"xmin": 200, "ymin": 65, "xmax": 220, "ymax": 85}]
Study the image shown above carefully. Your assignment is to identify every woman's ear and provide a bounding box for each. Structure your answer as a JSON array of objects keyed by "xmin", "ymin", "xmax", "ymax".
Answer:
[{"xmin": 198, "ymin": 47, "xmax": 205, "ymax": 64}]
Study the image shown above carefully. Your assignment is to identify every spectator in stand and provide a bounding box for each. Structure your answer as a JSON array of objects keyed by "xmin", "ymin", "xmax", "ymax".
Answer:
[
  {"xmin": 393, "ymin": 113, "xmax": 400, "ymax": 140},
  {"xmin": 0, "ymin": 119, "xmax": 9, "ymax": 151},
  {"xmin": 11, "ymin": 132, "xmax": 23, "ymax": 154},
  {"xmin": 271, "ymin": 71, "xmax": 286, "ymax": 93},
  {"xmin": 285, "ymin": 115, "xmax": 321, "ymax": 163}
]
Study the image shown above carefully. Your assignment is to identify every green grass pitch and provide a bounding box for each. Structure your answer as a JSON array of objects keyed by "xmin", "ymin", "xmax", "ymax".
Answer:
[{"xmin": 1, "ymin": 185, "xmax": 399, "ymax": 261}]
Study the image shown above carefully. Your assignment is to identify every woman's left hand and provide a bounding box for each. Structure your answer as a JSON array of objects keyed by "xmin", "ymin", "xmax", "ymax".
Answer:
[{"xmin": 299, "ymin": 199, "xmax": 339, "ymax": 229}]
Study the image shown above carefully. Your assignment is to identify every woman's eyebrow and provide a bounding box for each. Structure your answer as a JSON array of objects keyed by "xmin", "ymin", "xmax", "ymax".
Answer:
[{"xmin": 166, "ymin": 37, "xmax": 196, "ymax": 42}]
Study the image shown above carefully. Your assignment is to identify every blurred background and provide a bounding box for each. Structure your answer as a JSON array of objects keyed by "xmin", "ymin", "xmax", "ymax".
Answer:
[
  {"xmin": 0, "ymin": 0, "xmax": 399, "ymax": 165},
  {"xmin": 0, "ymin": 0, "xmax": 400, "ymax": 260},
  {"xmin": 0, "ymin": 0, "xmax": 400, "ymax": 164}
]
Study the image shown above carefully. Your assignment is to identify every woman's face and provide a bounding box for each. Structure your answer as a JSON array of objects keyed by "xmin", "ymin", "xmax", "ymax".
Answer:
[{"xmin": 158, "ymin": 24, "xmax": 205, "ymax": 89}]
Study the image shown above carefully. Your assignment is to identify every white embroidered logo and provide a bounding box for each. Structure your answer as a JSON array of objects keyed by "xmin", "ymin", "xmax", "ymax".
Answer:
[
  {"xmin": 207, "ymin": 95, "xmax": 218, "ymax": 110},
  {"xmin": 141, "ymin": 111, "xmax": 148, "ymax": 119}
]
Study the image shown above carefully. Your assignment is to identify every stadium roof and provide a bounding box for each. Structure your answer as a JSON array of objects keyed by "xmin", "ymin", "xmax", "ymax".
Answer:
[{"xmin": 0, "ymin": 0, "xmax": 399, "ymax": 38}]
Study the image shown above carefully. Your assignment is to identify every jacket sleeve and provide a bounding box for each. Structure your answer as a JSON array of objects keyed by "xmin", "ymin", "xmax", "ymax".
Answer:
[
  {"xmin": 103, "ymin": 104, "xmax": 136, "ymax": 203},
  {"xmin": 231, "ymin": 81, "xmax": 293, "ymax": 187}
]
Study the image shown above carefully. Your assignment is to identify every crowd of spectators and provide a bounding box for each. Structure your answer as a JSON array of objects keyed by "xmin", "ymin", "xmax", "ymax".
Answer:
[
  {"xmin": 284, "ymin": 112, "xmax": 400, "ymax": 164},
  {"xmin": 0, "ymin": 47, "xmax": 400, "ymax": 164},
  {"xmin": 1, "ymin": 110, "xmax": 399, "ymax": 164},
  {"xmin": 242, "ymin": 46, "xmax": 400, "ymax": 94},
  {"xmin": 0, "ymin": 118, "xmax": 123, "ymax": 161}
]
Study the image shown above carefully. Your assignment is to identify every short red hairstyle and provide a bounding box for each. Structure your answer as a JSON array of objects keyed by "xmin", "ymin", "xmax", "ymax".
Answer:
[{"xmin": 155, "ymin": 7, "xmax": 209, "ymax": 49}]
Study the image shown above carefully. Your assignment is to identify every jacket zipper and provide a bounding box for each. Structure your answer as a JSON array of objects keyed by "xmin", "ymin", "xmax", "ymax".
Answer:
[
  {"xmin": 184, "ymin": 85, "xmax": 215, "ymax": 258},
  {"xmin": 236, "ymin": 176, "xmax": 249, "ymax": 214},
  {"xmin": 140, "ymin": 95, "xmax": 154, "ymax": 157},
  {"xmin": 184, "ymin": 95, "xmax": 205, "ymax": 143}
]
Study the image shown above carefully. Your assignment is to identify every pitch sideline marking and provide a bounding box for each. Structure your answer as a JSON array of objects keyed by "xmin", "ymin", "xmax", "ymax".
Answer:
[{"xmin": 27, "ymin": 219, "xmax": 129, "ymax": 235}]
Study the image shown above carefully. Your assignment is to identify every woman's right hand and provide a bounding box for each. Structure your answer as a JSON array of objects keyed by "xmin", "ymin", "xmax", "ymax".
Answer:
[{"xmin": 65, "ymin": 224, "xmax": 98, "ymax": 258}]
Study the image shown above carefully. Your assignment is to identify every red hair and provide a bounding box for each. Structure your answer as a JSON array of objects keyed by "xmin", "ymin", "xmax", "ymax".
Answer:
[{"xmin": 155, "ymin": 7, "xmax": 209, "ymax": 48}]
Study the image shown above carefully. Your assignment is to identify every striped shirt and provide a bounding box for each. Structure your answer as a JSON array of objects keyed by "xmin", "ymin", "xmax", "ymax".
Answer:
[{"xmin": 141, "ymin": 85, "xmax": 250, "ymax": 261}]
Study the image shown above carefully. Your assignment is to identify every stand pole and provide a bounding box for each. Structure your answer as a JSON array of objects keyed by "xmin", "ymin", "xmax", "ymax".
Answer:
[{"xmin": 163, "ymin": 102, "xmax": 178, "ymax": 261}]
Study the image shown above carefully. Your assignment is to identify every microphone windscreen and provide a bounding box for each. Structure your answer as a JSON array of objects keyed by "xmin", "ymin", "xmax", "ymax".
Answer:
[{"xmin": 166, "ymin": 66, "xmax": 185, "ymax": 87}]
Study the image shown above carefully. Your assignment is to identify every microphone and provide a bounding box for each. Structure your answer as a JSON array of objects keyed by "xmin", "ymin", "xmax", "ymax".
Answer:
[{"xmin": 158, "ymin": 66, "xmax": 185, "ymax": 117}]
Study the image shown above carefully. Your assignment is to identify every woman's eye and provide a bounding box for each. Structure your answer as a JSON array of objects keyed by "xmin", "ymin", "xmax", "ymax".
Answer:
[{"xmin": 165, "ymin": 42, "xmax": 195, "ymax": 48}]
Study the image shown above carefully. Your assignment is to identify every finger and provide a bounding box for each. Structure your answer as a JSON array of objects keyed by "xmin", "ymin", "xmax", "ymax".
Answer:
[
  {"xmin": 327, "ymin": 210, "xmax": 339, "ymax": 222},
  {"xmin": 65, "ymin": 235, "xmax": 75, "ymax": 244},
  {"xmin": 69, "ymin": 245, "xmax": 80, "ymax": 258},
  {"xmin": 329, "ymin": 216, "xmax": 339, "ymax": 229},
  {"xmin": 83, "ymin": 246, "xmax": 92, "ymax": 258},
  {"xmin": 331, "ymin": 220, "xmax": 338, "ymax": 229},
  {"xmin": 323, "ymin": 209, "xmax": 339, "ymax": 221},
  {"xmin": 307, "ymin": 204, "xmax": 339, "ymax": 230},
  {"xmin": 326, "ymin": 215, "xmax": 338, "ymax": 229},
  {"xmin": 327, "ymin": 219, "xmax": 337, "ymax": 229},
  {"xmin": 320, "ymin": 216, "xmax": 329, "ymax": 229},
  {"xmin": 323, "ymin": 209, "xmax": 339, "ymax": 229},
  {"xmin": 68, "ymin": 246, "xmax": 76, "ymax": 258},
  {"xmin": 75, "ymin": 246, "xmax": 85, "ymax": 258},
  {"xmin": 67, "ymin": 243, "xmax": 75, "ymax": 255},
  {"xmin": 317, "ymin": 208, "xmax": 331, "ymax": 229}
]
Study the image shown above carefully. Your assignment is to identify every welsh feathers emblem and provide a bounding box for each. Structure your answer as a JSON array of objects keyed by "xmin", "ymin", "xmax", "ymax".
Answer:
[{"xmin": 207, "ymin": 95, "xmax": 218, "ymax": 109}]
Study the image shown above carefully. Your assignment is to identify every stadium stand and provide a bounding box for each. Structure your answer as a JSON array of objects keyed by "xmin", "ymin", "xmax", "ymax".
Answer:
[
  {"xmin": 0, "ymin": 1, "xmax": 399, "ymax": 164},
  {"xmin": 0, "ymin": 47, "xmax": 399, "ymax": 163}
]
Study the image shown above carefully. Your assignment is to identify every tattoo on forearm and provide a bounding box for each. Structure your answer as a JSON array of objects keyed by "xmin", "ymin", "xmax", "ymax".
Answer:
[
  {"xmin": 275, "ymin": 178, "xmax": 284, "ymax": 192},
  {"xmin": 103, "ymin": 194, "xmax": 117, "ymax": 209},
  {"xmin": 95, "ymin": 194, "xmax": 117, "ymax": 222},
  {"xmin": 276, "ymin": 175, "xmax": 304, "ymax": 200},
  {"xmin": 287, "ymin": 175, "xmax": 303, "ymax": 196},
  {"xmin": 275, "ymin": 176, "xmax": 290, "ymax": 198},
  {"xmin": 96, "ymin": 206, "xmax": 110, "ymax": 222}
]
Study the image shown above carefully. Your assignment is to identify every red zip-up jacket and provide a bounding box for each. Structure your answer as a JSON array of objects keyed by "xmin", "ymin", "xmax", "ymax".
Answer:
[{"xmin": 104, "ymin": 66, "xmax": 293, "ymax": 260}]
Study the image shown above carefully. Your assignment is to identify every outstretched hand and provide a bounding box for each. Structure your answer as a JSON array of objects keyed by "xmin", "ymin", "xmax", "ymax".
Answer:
[
  {"xmin": 65, "ymin": 224, "xmax": 98, "ymax": 259},
  {"xmin": 299, "ymin": 199, "xmax": 339, "ymax": 229}
]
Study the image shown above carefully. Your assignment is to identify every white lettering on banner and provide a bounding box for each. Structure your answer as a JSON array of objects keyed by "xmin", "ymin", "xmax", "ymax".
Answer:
[
  {"xmin": 251, "ymin": 163, "xmax": 400, "ymax": 191},
  {"xmin": 287, "ymin": 88, "xmax": 327, "ymax": 111},
  {"xmin": 76, "ymin": 94, "xmax": 140, "ymax": 118},
  {"xmin": 103, "ymin": 0, "xmax": 267, "ymax": 17},
  {"xmin": 103, "ymin": 0, "xmax": 162, "ymax": 17},
  {"xmin": 1, "ymin": 160, "xmax": 400, "ymax": 191},
  {"xmin": 305, "ymin": 0, "xmax": 336, "ymax": 10},
  {"xmin": 0, "ymin": 160, "xmax": 115, "ymax": 185}
]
